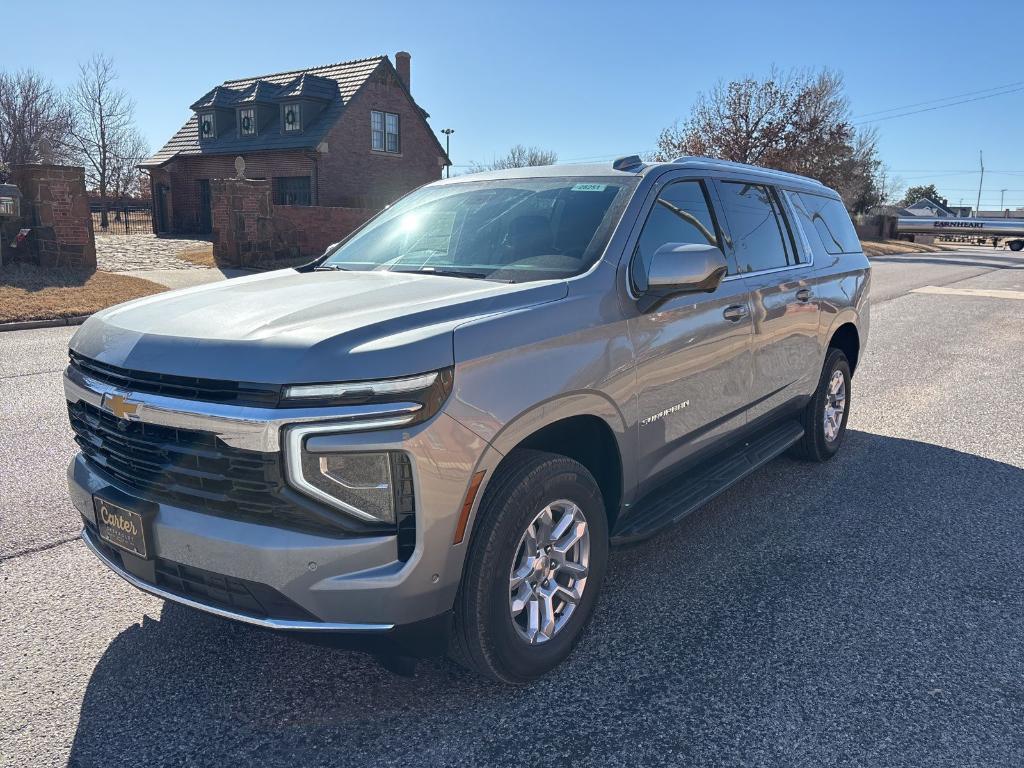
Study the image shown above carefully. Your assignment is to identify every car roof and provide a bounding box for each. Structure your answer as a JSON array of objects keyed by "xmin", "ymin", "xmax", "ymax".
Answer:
[{"xmin": 439, "ymin": 155, "xmax": 836, "ymax": 197}]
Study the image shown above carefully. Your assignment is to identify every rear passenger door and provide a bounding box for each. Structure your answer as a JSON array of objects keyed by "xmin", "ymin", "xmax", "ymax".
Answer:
[
  {"xmin": 711, "ymin": 179, "xmax": 820, "ymax": 423},
  {"xmin": 627, "ymin": 177, "xmax": 754, "ymax": 491}
]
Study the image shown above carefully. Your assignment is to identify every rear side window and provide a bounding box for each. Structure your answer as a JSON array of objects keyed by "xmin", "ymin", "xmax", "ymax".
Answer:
[
  {"xmin": 793, "ymin": 192, "xmax": 860, "ymax": 255},
  {"xmin": 717, "ymin": 182, "xmax": 797, "ymax": 273},
  {"xmin": 631, "ymin": 180, "xmax": 721, "ymax": 289}
]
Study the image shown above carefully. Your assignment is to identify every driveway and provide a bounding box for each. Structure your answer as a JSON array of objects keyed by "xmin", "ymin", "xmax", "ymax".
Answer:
[{"xmin": 2, "ymin": 250, "xmax": 1022, "ymax": 767}]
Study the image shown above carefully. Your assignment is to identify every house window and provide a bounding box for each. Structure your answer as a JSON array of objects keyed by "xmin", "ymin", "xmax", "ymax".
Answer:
[
  {"xmin": 239, "ymin": 108, "xmax": 256, "ymax": 137},
  {"xmin": 371, "ymin": 110, "xmax": 400, "ymax": 153},
  {"xmin": 274, "ymin": 176, "xmax": 312, "ymax": 206},
  {"xmin": 199, "ymin": 112, "xmax": 215, "ymax": 140},
  {"xmin": 283, "ymin": 103, "xmax": 301, "ymax": 132}
]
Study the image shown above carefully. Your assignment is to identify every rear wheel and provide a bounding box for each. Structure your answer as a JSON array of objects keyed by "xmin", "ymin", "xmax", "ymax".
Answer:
[
  {"xmin": 1009, "ymin": 240, "xmax": 1024, "ymax": 252},
  {"xmin": 449, "ymin": 450, "xmax": 608, "ymax": 684},
  {"xmin": 791, "ymin": 348, "xmax": 852, "ymax": 462}
]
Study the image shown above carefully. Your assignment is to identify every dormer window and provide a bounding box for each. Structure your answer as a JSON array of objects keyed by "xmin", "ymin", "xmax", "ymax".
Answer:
[
  {"xmin": 239, "ymin": 108, "xmax": 256, "ymax": 137},
  {"xmin": 283, "ymin": 103, "xmax": 301, "ymax": 132},
  {"xmin": 199, "ymin": 112, "xmax": 216, "ymax": 140}
]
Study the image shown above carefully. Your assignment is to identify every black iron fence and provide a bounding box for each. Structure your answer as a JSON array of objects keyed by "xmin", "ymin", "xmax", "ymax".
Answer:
[{"xmin": 91, "ymin": 206, "xmax": 153, "ymax": 235}]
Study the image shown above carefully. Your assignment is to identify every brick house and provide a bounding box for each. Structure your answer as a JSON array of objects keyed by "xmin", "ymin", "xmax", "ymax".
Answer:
[{"xmin": 140, "ymin": 52, "xmax": 449, "ymax": 235}]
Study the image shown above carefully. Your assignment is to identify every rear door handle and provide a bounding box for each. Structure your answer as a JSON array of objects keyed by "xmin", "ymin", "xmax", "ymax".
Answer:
[
  {"xmin": 723, "ymin": 304, "xmax": 749, "ymax": 322},
  {"xmin": 796, "ymin": 288, "xmax": 813, "ymax": 302}
]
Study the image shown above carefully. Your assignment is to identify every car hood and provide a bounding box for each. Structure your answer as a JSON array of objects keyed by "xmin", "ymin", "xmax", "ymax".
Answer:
[{"xmin": 70, "ymin": 269, "xmax": 567, "ymax": 383}]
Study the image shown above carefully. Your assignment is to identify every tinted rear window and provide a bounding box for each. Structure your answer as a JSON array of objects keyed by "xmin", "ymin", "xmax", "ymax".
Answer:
[{"xmin": 793, "ymin": 193, "xmax": 860, "ymax": 255}]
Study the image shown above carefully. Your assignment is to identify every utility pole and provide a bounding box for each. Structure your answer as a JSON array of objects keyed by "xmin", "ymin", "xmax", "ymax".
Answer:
[
  {"xmin": 975, "ymin": 150, "xmax": 984, "ymax": 216},
  {"xmin": 441, "ymin": 128, "xmax": 455, "ymax": 178},
  {"xmin": 1000, "ymin": 188, "xmax": 1008, "ymax": 215}
]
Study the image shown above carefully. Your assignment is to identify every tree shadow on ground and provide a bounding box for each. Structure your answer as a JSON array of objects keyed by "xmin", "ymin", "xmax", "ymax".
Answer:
[{"xmin": 68, "ymin": 430, "xmax": 1024, "ymax": 767}]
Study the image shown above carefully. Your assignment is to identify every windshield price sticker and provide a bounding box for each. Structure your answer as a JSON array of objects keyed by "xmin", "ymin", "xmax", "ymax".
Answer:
[{"xmin": 571, "ymin": 183, "xmax": 607, "ymax": 192}]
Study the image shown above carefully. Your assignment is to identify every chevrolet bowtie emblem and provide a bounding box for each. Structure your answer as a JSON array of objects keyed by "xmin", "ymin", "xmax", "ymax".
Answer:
[{"xmin": 102, "ymin": 393, "xmax": 140, "ymax": 420}]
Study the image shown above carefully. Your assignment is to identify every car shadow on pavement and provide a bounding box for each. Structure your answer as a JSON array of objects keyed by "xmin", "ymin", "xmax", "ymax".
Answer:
[{"xmin": 67, "ymin": 430, "xmax": 1024, "ymax": 767}]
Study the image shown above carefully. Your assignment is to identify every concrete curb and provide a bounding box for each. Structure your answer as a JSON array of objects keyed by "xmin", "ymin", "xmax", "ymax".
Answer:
[{"xmin": 0, "ymin": 314, "xmax": 91, "ymax": 333}]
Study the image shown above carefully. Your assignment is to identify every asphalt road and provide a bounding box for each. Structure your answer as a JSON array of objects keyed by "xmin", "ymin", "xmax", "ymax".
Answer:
[{"xmin": 2, "ymin": 249, "xmax": 1023, "ymax": 767}]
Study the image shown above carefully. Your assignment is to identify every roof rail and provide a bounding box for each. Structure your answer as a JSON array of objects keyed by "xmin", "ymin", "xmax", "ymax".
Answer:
[
  {"xmin": 612, "ymin": 154, "xmax": 645, "ymax": 172},
  {"xmin": 670, "ymin": 156, "xmax": 826, "ymax": 186}
]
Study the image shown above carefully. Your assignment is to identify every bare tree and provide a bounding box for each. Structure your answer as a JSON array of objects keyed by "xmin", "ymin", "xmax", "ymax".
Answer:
[
  {"xmin": 108, "ymin": 128, "xmax": 149, "ymax": 200},
  {"xmin": 469, "ymin": 144, "xmax": 558, "ymax": 172},
  {"xmin": 67, "ymin": 54, "xmax": 143, "ymax": 228},
  {"xmin": 654, "ymin": 68, "xmax": 884, "ymax": 212},
  {"xmin": 0, "ymin": 70, "xmax": 74, "ymax": 177}
]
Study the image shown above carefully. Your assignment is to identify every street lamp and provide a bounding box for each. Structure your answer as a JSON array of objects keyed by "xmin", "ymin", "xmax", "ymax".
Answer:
[{"xmin": 441, "ymin": 128, "xmax": 455, "ymax": 178}]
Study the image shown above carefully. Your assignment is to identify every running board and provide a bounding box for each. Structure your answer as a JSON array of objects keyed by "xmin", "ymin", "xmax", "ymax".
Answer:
[{"xmin": 610, "ymin": 420, "xmax": 804, "ymax": 546}]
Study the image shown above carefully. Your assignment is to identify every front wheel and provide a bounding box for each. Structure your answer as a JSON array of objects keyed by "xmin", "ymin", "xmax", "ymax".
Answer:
[
  {"xmin": 791, "ymin": 348, "xmax": 852, "ymax": 462},
  {"xmin": 449, "ymin": 450, "xmax": 608, "ymax": 684}
]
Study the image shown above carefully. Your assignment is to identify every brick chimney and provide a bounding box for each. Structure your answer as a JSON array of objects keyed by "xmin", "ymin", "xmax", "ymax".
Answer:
[{"xmin": 395, "ymin": 51, "xmax": 411, "ymax": 92}]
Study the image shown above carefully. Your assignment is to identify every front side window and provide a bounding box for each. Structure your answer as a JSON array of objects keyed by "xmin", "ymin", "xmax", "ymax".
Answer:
[
  {"xmin": 631, "ymin": 180, "xmax": 721, "ymax": 290},
  {"xmin": 274, "ymin": 176, "xmax": 311, "ymax": 206},
  {"xmin": 717, "ymin": 182, "xmax": 796, "ymax": 273},
  {"xmin": 239, "ymin": 108, "xmax": 256, "ymax": 137},
  {"xmin": 371, "ymin": 110, "xmax": 400, "ymax": 153},
  {"xmin": 283, "ymin": 103, "xmax": 301, "ymax": 132},
  {"xmin": 199, "ymin": 112, "xmax": 215, "ymax": 140},
  {"xmin": 791, "ymin": 192, "xmax": 859, "ymax": 256},
  {"xmin": 319, "ymin": 177, "xmax": 637, "ymax": 283}
]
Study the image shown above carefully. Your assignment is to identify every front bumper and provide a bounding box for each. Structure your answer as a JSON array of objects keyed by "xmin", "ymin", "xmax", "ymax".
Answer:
[{"xmin": 65, "ymin": 365, "xmax": 491, "ymax": 638}]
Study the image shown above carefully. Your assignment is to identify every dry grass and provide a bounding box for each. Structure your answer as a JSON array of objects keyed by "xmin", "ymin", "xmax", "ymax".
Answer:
[
  {"xmin": 176, "ymin": 243, "xmax": 217, "ymax": 268},
  {"xmin": 0, "ymin": 265, "xmax": 166, "ymax": 324},
  {"xmin": 859, "ymin": 239, "xmax": 958, "ymax": 257}
]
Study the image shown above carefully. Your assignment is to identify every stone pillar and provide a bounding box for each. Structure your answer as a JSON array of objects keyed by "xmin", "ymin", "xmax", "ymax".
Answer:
[
  {"xmin": 211, "ymin": 178, "xmax": 273, "ymax": 267},
  {"xmin": 11, "ymin": 164, "xmax": 97, "ymax": 269}
]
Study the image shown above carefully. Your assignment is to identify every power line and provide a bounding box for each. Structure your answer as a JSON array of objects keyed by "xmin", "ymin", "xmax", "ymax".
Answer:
[
  {"xmin": 854, "ymin": 85, "xmax": 1024, "ymax": 124},
  {"xmin": 853, "ymin": 80, "xmax": 1024, "ymax": 119}
]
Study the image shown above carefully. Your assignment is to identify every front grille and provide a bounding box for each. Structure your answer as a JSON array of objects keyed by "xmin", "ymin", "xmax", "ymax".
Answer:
[
  {"xmin": 69, "ymin": 351, "xmax": 282, "ymax": 408},
  {"xmin": 68, "ymin": 398, "xmax": 346, "ymax": 536},
  {"xmin": 89, "ymin": 532, "xmax": 316, "ymax": 621}
]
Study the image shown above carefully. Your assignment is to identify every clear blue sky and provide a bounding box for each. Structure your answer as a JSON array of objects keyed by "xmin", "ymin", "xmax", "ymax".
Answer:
[{"xmin": 8, "ymin": 0, "xmax": 1024, "ymax": 209}]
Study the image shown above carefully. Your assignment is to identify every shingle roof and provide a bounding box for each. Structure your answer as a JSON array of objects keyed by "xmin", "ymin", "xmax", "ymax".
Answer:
[{"xmin": 142, "ymin": 56, "xmax": 387, "ymax": 167}]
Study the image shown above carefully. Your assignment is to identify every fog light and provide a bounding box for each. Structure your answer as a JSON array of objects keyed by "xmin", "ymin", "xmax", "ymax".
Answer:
[{"xmin": 299, "ymin": 451, "xmax": 396, "ymax": 523}]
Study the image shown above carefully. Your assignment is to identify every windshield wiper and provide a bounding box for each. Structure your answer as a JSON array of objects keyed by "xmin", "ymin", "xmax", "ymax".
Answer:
[
  {"xmin": 390, "ymin": 267, "xmax": 492, "ymax": 280},
  {"xmin": 314, "ymin": 263, "xmax": 349, "ymax": 271}
]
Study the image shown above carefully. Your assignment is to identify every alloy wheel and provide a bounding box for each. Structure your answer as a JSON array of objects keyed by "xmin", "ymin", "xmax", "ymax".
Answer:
[
  {"xmin": 508, "ymin": 500, "xmax": 590, "ymax": 644},
  {"xmin": 823, "ymin": 369, "xmax": 847, "ymax": 442}
]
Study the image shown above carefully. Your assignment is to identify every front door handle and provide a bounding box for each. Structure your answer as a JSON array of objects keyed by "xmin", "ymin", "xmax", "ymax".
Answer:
[
  {"xmin": 723, "ymin": 304, "xmax": 749, "ymax": 322},
  {"xmin": 796, "ymin": 288, "xmax": 813, "ymax": 302}
]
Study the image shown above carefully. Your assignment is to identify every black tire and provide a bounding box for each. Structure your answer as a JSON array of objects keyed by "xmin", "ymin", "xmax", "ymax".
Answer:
[
  {"xmin": 449, "ymin": 450, "xmax": 609, "ymax": 684},
  {"xmin": 791, "ymin": 348, "xmax": 852, "ymax": 462},
  {"xmin": 1009, "ymin": 240, "xmax": 1024, "ymax": 252}
]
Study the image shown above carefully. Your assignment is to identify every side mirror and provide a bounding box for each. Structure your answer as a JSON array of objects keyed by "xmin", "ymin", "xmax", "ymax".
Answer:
[{"xmin": 639, "ymin": 243, "xmax": 728, "ymax": 311}]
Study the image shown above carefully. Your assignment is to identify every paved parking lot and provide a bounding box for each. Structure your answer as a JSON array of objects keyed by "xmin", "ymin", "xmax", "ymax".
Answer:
[{"xmin": 2, "ymin": 249, "xmax": 1022, "ymax": 767}]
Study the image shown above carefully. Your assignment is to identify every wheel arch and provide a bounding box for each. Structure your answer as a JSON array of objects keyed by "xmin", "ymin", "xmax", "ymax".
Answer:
[
  {"xmin": 826, "ymin": 321, "xmax": 861, "ymax": 374},
  {"xmin": 473, "ymin": 393, "xmax": 631, "ymax": 539}
]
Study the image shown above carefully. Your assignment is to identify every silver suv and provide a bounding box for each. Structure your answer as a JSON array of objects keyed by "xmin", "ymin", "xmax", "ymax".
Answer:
[{"xmin": 65, "ymin": 156, "xmax": 869, "ymax": 683}]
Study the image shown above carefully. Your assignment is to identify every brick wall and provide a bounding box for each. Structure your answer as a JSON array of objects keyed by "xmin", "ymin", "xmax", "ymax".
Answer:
[
  {"xmin": 273, "ymin": 204, "xmax": 375, "ymax": 257},
  {"xmin": 210, "ymin": 177, "xmax": 372, "ymax": 267},
  {"xmin": 319, "ymin": 68, "xmax": 445, "ymax": 208},
  {"xmin": 159, "ymin": 151, "xmax": 316, "ymax": 234},
  {"xmin": 8, "ymin": 164, "xmax": 96, "ymax": 269}
]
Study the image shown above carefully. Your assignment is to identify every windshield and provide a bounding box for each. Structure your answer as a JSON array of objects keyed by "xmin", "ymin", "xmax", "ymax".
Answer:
[{"xmin": 319, "ymin": 177, "xmax": 636, "ymax": 282}]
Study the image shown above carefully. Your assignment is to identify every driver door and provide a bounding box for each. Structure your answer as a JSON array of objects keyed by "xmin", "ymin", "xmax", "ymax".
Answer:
[{"xmin": 626, "ymin": 177, "xmax": 754, "ymax": 493}]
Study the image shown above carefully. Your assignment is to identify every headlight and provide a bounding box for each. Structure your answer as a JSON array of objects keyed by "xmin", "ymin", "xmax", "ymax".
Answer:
[
  {"xmin": 296, "ymin": 450, "xmax": 401, "ymax": 523},
  {"xmin": 281, "ymin": 368, "xmax": 453, "ymax": 427}
]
